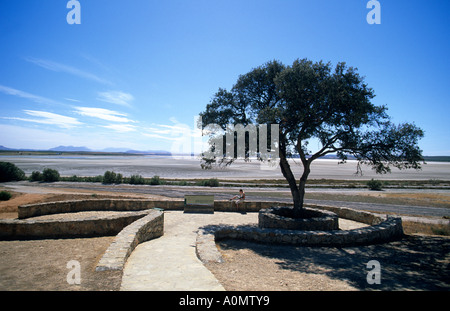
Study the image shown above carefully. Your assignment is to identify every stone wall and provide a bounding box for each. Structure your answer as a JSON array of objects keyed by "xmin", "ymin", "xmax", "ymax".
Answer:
[
  {"xmin": 4, "ymin": 198, "xmax": 405, "ymax": 269},
  {"xmin": 258, "ymin": 206, "xmax": 339, "ymax": 231},
  {"xmin": 306, "ymin": 204, "xmax": 384, "ymax": 225},
  {"xmin": 96, "ymin": 210, "xmax": 164, "ymax": 271},
  {"xmin": 213, "ymin": 200, "xmax": 290, "ymax": 212},
  {"xmin": 2, "ymin": 197, "xmax": 165, "ymax": 271},
  {"xmin": 3, "ymin": 199, "xmax": 171, "ymax": 240},
  {"xmin": 17, "ymin": 199, "xmax": 184, "ymax": 219},
  {"xmin": 16, "ymin": 199, "xmax": 285, "ymax": 218},
  {"xmin": 196, "ymin": 206, "xmax": 404, "ymax": 263},
  {"xmin": 0, "ymin": 210, "xmax": 157, "ymax": 240}
]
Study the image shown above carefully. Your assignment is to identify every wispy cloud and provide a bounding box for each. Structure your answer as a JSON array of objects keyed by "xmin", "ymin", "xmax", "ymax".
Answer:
[
  {"xmin": 142, "ymin": 132, "xmax": 179, "ymax": 141},
  {"xmin": 97, "ymin": 91, "xmax": 134, "ymax": 107},
  {"xmin": 4, "ymin": 110, "xmax": 82, "ymax": 129},
  {"xmin": 103, "ymin": 124, "xmax": 137, "ymax": 133},
  {"xmin": 142, "ymin": 117, "xmax": 201, "ymax": 141},
  {"xmin": 144, "ymin": 127, "xmax": 171, "ymax": 135},
  {"xmin": 74, "ymin": 107, "xmax": 135, "ymax": 123},
  {"xmin": 0, "ymin": 85, "xmax": 62, "ymax": 106},
  {"xmin": 26, "ymin": 57, "xmax": 113, "ymax": 85},
  {"xmin": 157, "ymin": 123, "xmax": 192, "ymax": 134},
  {"xmin": 64, "ymin": 98, "xmax": 81, "ymax": 103}
]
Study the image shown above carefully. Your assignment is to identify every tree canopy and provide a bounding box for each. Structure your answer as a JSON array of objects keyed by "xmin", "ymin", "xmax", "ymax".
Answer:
[{"xmin": 199, "ymin": 59, "xmax": 424, "ymax": 216}]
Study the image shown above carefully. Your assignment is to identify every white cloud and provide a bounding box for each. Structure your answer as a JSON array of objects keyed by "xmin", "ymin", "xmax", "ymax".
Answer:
[
  {"xmin": 97, "ymin": 91, "xmax": 134, "ymax": 107},
  {"xmin": 102, "ymin": 124, "xmax": 137, "ymax": 133},
  {"xmin": 4, "ymin": 110, "xmax": 82, "ymax": 129},
  {"xmin": 64, "ymin": 98, "xmax": 81, "ymax": 103},
  {"xmin": 0, "ymin": 85, "xmax": 62, "ymax": 106},
  {"xmin": 142, "ymin": 132, "xmax": 179, "ymax": 141},
  {"xmin": 74, "ymin": 107, "xmax": 135, "ymax": 123},
  {"xmin": 157, "ymin": 124, "xmax": 190, "ymax": 133},
  {"xmin": 26, "ymin": 57, "xmax": 112, "ymax": 85},
  {"xmin": 142, "ymin": 118, "xmax": 202, "ymax": 142},
  {"xmin": 144, "ymin": 127, "xmax": 171, "ymax": 135}
]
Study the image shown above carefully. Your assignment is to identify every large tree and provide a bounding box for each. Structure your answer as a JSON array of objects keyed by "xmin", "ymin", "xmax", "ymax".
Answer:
[{"xmin": 199, "ymin": 59, "xmax": 424, "ymax": 217}]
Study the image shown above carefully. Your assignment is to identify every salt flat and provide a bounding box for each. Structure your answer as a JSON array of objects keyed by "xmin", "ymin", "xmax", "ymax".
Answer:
[{"xmin": 1, "ymin": 155, "xmax": 449, "ymax": 180}]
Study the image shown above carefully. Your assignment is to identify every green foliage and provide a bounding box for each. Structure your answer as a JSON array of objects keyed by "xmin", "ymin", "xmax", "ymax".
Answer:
[
  {"xmin": 42, "ymin": 168, "xmax": 60, "ymax": 182},
  {"xmin": 103, "ymin": 171, "xmax": 120, "ymax": 184},
  {"xmin": 59, "ymin": 175, "xmax": 103, "ymax": 183},
  {"xmin": 129, "ymin": 174, "xmax": 145, "ymax": 185},
  {"xmin": 0, "ymin": 191, "xmax": 12, "ymax": 201},
  {"xmin": 174, "ymin": 180, "xmax": 188, "ymax": 186},
  {"xmin": 115, "ymin": 173, "xmax": 123, "ymax": 184},
  {"xmin": 0, "ymin": 162, "xmax": 26, "ymax": 182},
  {"xmin": 30, "ymin": 171, "xmax": 43, "ymax": 182},
  {"xmin": 367, "ymin": 179, "xmax": 383, "ymax": 191},
  {"xmin": 200, "ymin": 58, "xmax": 424, "ymax": 212},
  {"xmin": 196, "ymin": 178, "xmax": 220, "ymax": 187},
  {"xmin": 149, "ymin": 175, "xmax": 161, "ymax": 185},
  {"xmin": 66, "ymin": 175, "xmax": 80, "ymax": 182},
  {"xmin": 91, "ymin": 175, "xmax": 104, "ymax": 183}
]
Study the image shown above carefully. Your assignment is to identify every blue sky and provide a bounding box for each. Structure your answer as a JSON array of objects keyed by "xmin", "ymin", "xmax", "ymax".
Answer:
[{"xmin": 0, "ymin": 0, "xmax": 449, "ymax": 155}]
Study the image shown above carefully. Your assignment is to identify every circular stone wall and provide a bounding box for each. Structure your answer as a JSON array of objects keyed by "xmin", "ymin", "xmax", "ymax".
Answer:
[
  {"xmin": 0, "ymin": 199, "xmax": 165, "ymax": 240},
  {"xmin": 258, "ymin": 206, "xmax": 339, "ymax": 231}
]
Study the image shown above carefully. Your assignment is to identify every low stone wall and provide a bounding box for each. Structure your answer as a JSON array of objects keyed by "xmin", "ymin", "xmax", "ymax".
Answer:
[
  {"xmin": 96, "ymin": 210, "xmax": 164, "ymax": 271},
  {"xmin": 259, "ymin": 206, "xmax": 339, "ymax": 231},
  {"xmin": 0, "ymin": 210, "xmax": 155, "ymax": 240},
  {"xmin": 2, "ymin": 197, "xmax": 165, "ymax": 271},
  {"xmin": 306, "ymin": 204, "xmax": 384, "ymax": 225},
  {"xmin": 17, "ymin": 199, "xmax": 184, "ymax": 219},
  {"xmin": 17, "ymin": 199, "xmax": 285, "ymax": 218},
  {"xmin": 196, "ymin": 206, "xmax": 404, "ymax": 263},
  {"xmin": 213, "ymin": 200, "xmax": 290, "ymax": 212}
]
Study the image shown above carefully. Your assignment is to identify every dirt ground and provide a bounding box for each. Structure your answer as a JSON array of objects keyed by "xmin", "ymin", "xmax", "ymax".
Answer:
[
  {"xmin": 0, "ymin": 189, "xmax": 449, "ymax": 291},
  {"xmin": 0, "ymin": 237, "xmax": 122, "ymax": 291},
  {"xmin": 206, "ymin": 236, "xmax": 450, "ymax": 291},
  {"xmin": 0, "ymin": 190, "xmax": 163, "ymax": 291}
]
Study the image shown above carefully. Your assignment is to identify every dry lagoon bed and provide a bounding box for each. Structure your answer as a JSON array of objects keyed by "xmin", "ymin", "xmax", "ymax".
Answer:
[{"xmin": 0, "ymin": 189, "xmax": 449, "ymax": 291}]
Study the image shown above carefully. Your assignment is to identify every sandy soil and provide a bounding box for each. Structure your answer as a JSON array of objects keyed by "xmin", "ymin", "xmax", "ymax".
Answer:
[
  {"xmin": 0, "ymin": 190, "xmax": 160, "ymax": 291},
  {"xmin": 0, "ymin": 188, "xmax": 449, "ymax": 291},
  {"xmin": 206, "ymin": 237, "xmax": 450, "ymax": 291},
  {"xmin": 0, "ymin": 237, "xmax": 122, "ymax": 291}
]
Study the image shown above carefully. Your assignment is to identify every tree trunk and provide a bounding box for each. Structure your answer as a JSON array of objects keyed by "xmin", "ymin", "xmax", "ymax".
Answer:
[
  {"xmin": 279, "ymin": 152, "xmax": 303, "ymax": 218},
  {"xmin": 296, "ymin": 162, "xmax": 311, "ymax": 218}
]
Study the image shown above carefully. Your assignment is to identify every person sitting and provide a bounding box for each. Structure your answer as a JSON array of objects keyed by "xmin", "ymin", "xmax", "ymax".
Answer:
[{"xmin": 230, "ymin": 189, "xmax": 246, "ymax": 214}]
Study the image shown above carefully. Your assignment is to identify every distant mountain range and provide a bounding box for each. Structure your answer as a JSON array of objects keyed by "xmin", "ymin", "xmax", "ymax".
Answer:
[
  {"xmin": 0, "ymin": 145, "xmax": 449, "ymax": 161},
  {"xmin": 0, "ymin": 145, "xmax": 172, "ymax": 155},
  {"xmin": 49, "ymin": 146, "xmax": 92, "ymax": 152}
]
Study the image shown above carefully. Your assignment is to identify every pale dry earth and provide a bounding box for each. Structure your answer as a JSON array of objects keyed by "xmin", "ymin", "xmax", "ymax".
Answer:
[{"xmin": 2, "ymin": 156, "xmax": 450, "ymax": 180}]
